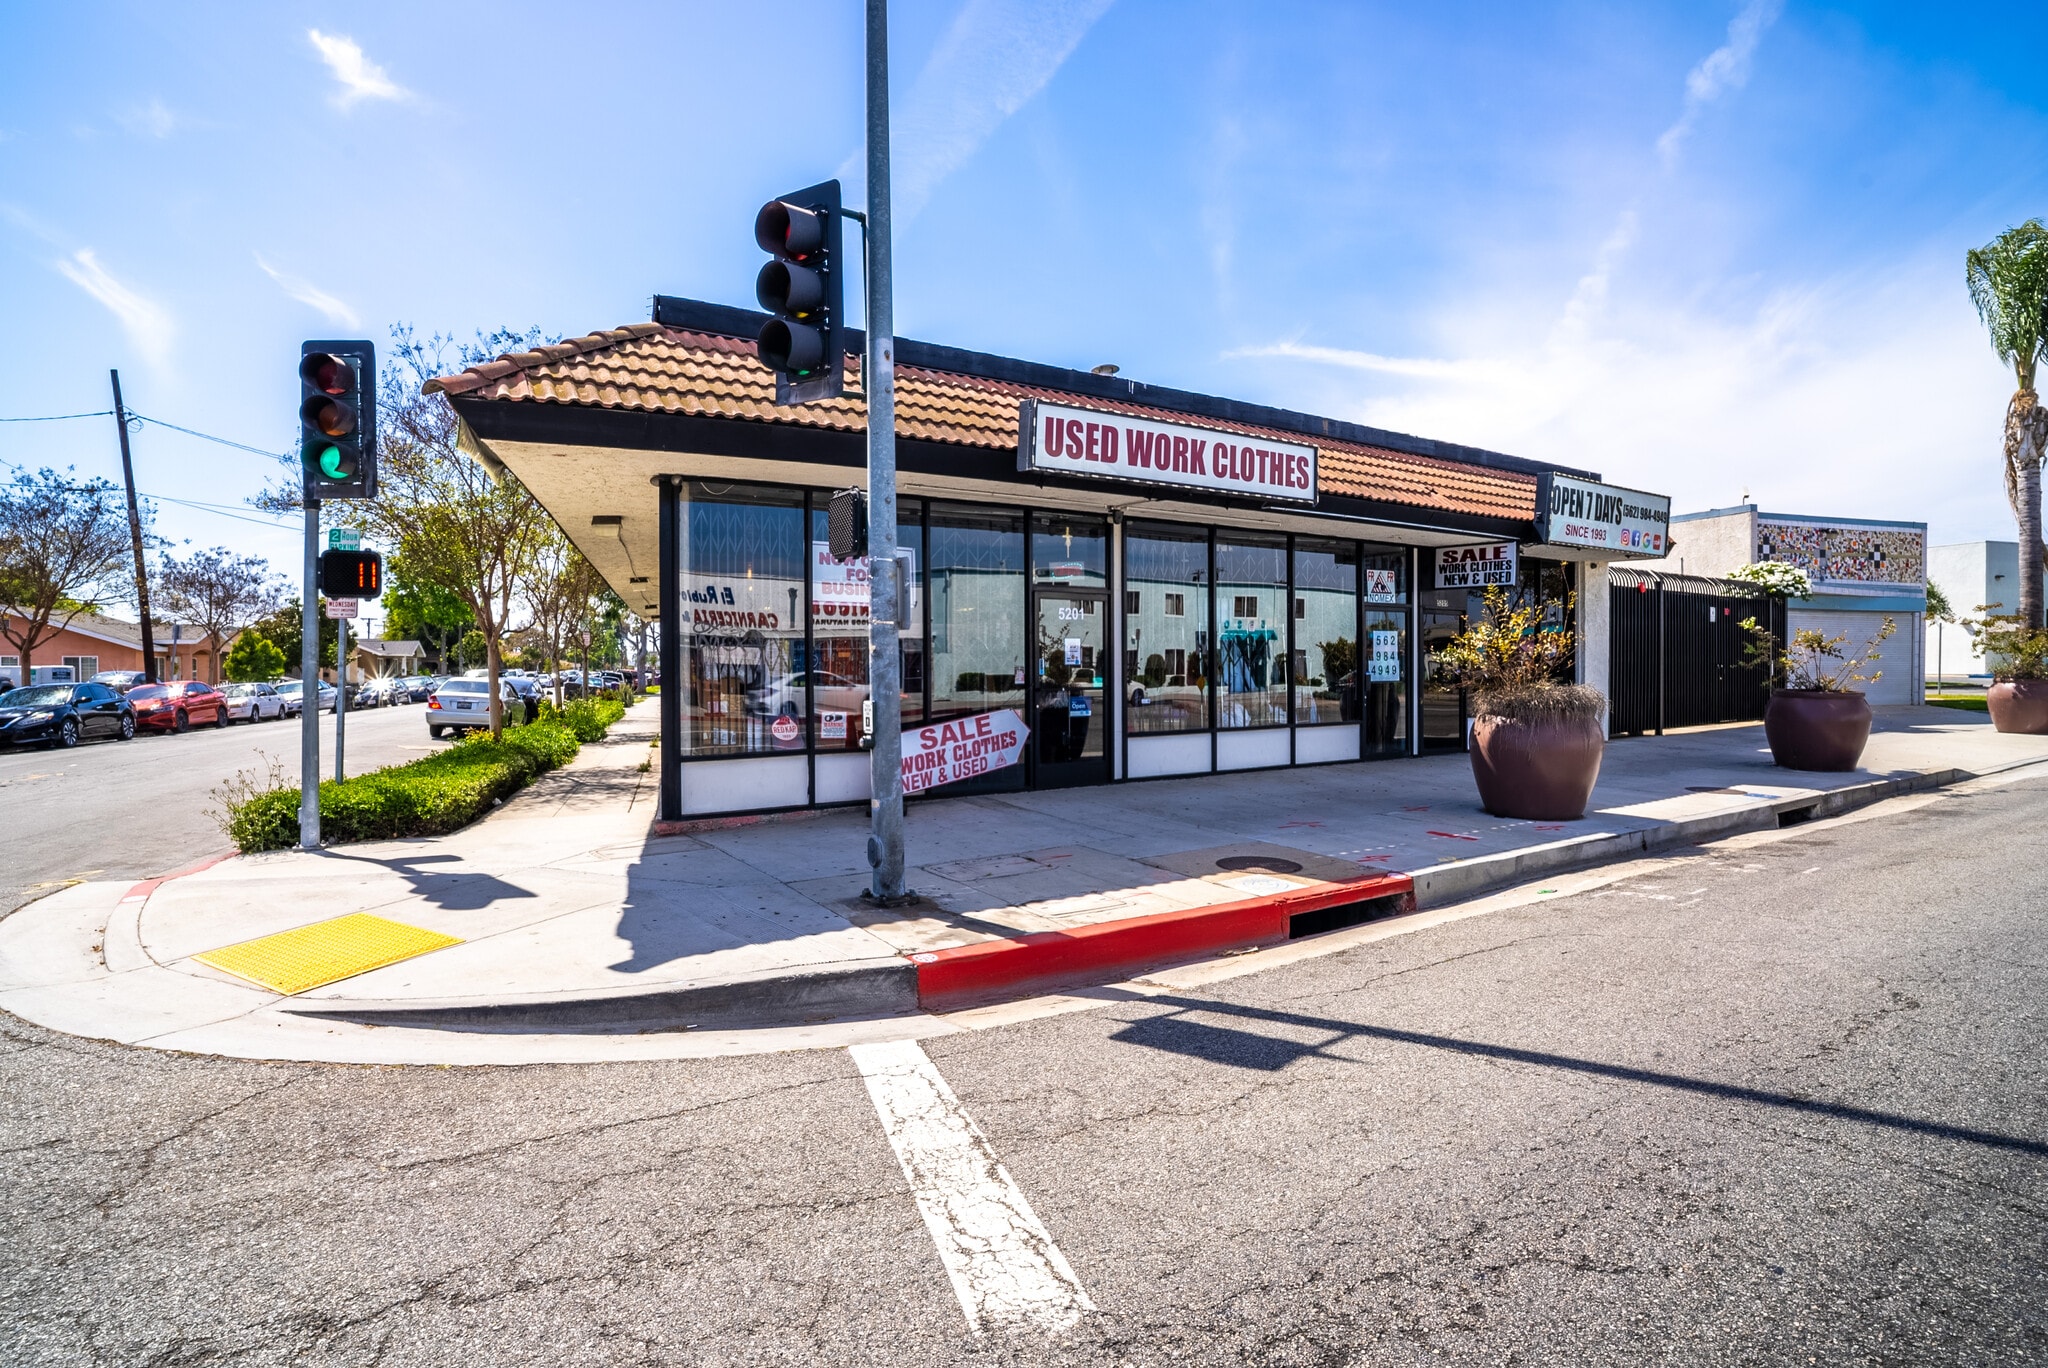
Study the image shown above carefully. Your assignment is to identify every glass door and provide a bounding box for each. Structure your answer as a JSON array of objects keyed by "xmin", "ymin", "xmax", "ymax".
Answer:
[
  {"xmin": 1419, "ymin": 599, "xmax": 1468, "ymax": 752},
  {"xmin": 1031, "ymin": 590, "xmax": 1110, "ymax": 788}
]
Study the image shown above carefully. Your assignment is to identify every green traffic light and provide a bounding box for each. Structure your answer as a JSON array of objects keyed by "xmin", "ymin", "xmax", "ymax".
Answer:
[{"xmin": 318, "ymin": 445, "xmax": 348, "ymax": 480}]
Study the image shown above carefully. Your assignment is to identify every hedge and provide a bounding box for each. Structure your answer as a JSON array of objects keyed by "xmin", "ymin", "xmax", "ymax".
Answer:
[{"xmin": 222, "ymin": 704, "xmax": 622, "ymax": 853}]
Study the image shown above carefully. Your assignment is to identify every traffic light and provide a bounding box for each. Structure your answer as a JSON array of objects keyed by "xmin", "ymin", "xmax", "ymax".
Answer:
[
  {"xmin": 300, "ymin": 341, "xmax": 376, "ymax": 500},
  {"xmin": 318, "ymin": 549, "xmax": 383, "ymax": 598},
  {"xmin": 752, "ymin": 179, "xmax": 845, "ymax": 405}
]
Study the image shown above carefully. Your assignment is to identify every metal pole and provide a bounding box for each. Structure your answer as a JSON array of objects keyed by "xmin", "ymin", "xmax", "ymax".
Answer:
[
  {"xmin": 108, "ymin": 371, "xmax": 158, "ymax": 683},
  {"xmin": 334, "ymin": 610, "xmax": 347, "ymax": 783},
  {"xmin": 299, "ymin": 499, "xmax": 321, "ymax": 848},
  {"xmin": 865, "ymin": 0, "xmax": 905, "ymax": 901}
]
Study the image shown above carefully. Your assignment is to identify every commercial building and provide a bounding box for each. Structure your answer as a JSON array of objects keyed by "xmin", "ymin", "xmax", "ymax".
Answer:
[
  {"xmin": 1635, "ymin": 504, "xmax": 1926, "ymax": 704},
  {"xmin": 428, "ymin": 297, "xmax": 1673, "ymax": 821},
  {"xmin": 1925, "ymin": 540, "xmax": 2046, "ymax": 683}
]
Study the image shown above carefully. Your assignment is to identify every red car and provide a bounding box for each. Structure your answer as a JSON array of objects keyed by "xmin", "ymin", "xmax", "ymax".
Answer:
[{"xmin": 127, "ymin": 680, "xmax": 230, "ymax": 733}]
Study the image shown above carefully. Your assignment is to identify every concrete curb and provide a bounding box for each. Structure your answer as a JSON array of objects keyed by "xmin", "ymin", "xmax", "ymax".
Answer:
[
  {"xmin": 285, "ymin": 958, "xmax": 919, "ymax": 1033},
  {"xmin": 1410, "ymin": 759, "xmax": 2046, "ymax": 909}
]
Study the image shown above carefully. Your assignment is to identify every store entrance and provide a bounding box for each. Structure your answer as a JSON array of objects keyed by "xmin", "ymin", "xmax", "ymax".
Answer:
[
  {"xmin": 1030, "ymin": 589, "xmax": 1111, "ymax": 789},
  {"xmin": 1419, "ymin": 600, "xmax": 1468, "ymax": 752}
]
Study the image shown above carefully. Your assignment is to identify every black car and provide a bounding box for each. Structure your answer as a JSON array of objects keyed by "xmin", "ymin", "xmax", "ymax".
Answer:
[
  {"xmin": 89, "ymin": 670, "xmax": 149, "ymax": 695},
  {"xmin": 0, "ymin": 682, "xmax": 136, "ymax": 748}
]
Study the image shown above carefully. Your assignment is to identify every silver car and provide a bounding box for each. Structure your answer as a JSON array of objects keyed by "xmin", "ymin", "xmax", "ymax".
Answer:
[
  {"xmin": 426, "ymin": 677, "xmax": 526, "ymax": 737},
  {"xmin": 218, "ymin": 681, "xmax": 287, "ymax": 723}
]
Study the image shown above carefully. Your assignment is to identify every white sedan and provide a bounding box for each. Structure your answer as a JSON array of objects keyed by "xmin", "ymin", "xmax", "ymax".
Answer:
[{"xmin": 218, "ymin": 681, "xmax": 288, "ymax": 723}]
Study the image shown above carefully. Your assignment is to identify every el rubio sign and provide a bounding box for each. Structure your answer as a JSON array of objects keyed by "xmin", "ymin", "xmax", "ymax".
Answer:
[
  {"xmin": 1020, "ymin": 400, "xmax": 1317, "ymax": 503},
  {"xmin": 1535, "ymin": 473, "xmax": 1672, "ymax": 558},
  {"xmin": 900, "ymin": 709, "xmax": 1029, "ymax": 795}
]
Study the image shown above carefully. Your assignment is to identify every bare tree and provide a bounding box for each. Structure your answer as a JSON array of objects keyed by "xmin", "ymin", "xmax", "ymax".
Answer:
[
  {"xmin": 155, "ymin": 548, "xmax": 286, "ymax": 683},
  {"xmin": 0, "ymin": 468, "xmax": 136, "ymax": 681}
]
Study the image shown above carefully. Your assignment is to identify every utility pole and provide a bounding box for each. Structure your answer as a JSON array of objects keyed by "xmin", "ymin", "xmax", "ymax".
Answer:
[
  {"xmin": 108, "ymin": 371, "xmax": 157, "ymax": 682},
  {"xmin": 864, "ymin": 0, "xmax": 905, "ymax": 902},
  {"xmin": 300, "ymin": 498, "xmax": 321, "ymax": 849},
  {"xmin": 334, "ymin": 610, "xmax": 347, "ymax": 783}
]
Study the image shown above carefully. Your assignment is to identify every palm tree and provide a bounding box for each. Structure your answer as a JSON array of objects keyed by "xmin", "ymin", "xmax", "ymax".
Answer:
[{"xmin": 1967, "ymin": 219, "xmax": 2048, "ymax": 628}]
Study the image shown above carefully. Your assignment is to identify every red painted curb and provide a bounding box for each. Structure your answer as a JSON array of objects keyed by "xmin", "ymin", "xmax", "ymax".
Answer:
[
  {"xmin": 912, "ymin": 873, "xmax": 1414, "ymax": 1011},
  {"xmin": 120, "ymin": 849, "xmax": 237, "ymax": 905}
]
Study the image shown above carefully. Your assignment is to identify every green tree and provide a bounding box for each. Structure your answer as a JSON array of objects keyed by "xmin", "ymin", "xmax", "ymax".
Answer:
[
  {"xmin": 223, "ymin": 632, "xmax": 288, "ymax": 682},
  {"xmin": 1967, "ymin": 219, "xmax": 2048, "ymax": 628},
  {"xmin": 246, "ymin": 600, "xmax": 338, "ymax": 674},
  {"xmin": 456, "ymin": 629, "xmax": 488, "ymax": 671},
  {"xmin": 381, "ymin": 556, "xmax": 474, "ymax": 672}
]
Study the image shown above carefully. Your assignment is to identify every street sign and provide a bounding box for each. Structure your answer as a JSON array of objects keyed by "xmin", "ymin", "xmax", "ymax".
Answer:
[
  {"xmin": 326, "ymin": 598, "xmax": 358, "ymax": 619},
  {"xmin": 328, "ymin": 528, "xmax": 360, "ymax": 551}
]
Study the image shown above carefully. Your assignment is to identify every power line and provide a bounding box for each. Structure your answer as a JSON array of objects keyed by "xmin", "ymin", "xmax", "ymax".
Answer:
[
  {"xmin": 0, "ymin": 410, "xmax": 114, "ymax": 422},
  {"xmin": 131, "ymin": 414, "xmax": 289, "ymax": 462}
]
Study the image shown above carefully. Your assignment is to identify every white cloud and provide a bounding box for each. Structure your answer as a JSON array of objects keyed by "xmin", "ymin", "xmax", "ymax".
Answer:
[
  {"xmin": 255, "ymin": 254, "xmax": 360, "ymax": 328},
  {"xmin": 54, "ymin": 249, "xmax": 173, "ymax": 366},
  {"xmin": 308, "ymin": 29, "xmax": 407, "ymax": 108},
  {"xmin": 116, "ymin": 97, "xmax": 177, "ymax": 138},
  {"xmin": 885, "ymin": 0, "xmax": 1113, "ymax": 222},
  {"xmin": 1656, "ymin": 0, "xmax": 1782, "ymax": 168}
]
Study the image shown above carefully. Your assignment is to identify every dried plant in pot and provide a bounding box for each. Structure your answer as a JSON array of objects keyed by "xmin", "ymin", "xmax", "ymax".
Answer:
[
  {"xmin": 1742, "ymin": 614, "xmax": 1896, "ymax": 771},
  {"xmin": 1967, "ymin": 610, "xmax": 2048, "ymax": 734},
  {"xmin": 1433, "ymin": 587, "xmax": 1605, "ymax": 820}
]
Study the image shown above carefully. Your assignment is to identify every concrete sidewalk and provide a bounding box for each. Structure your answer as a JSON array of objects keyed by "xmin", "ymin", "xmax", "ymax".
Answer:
[{"xmin": 5, "ymin": 699, "xmax": 2046, "ymax": 1063}]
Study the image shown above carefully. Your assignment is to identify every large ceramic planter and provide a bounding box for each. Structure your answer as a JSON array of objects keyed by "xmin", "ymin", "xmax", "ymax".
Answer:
[
  {"xmin": 1763, "ymin": 689, "xmax": 1871, "ymax": 771},
  {"xmin": 1469, "ymin": 714, "xmax": 1605, "ymax": 820},
  {"xmin": 1987, "ymin": 679, "xmax": 2048, "ymax": 734}
]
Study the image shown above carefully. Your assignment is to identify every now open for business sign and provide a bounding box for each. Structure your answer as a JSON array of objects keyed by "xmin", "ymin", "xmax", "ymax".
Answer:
[{"xmin": 1019, "ymin": 400, "xmax": 1317, "ymax": 503}]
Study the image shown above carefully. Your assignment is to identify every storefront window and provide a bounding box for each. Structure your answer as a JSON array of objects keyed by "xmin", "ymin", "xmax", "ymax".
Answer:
[
  {"xmin": 1362, "ymin": 606, "xmax": 1410, "ymax": 756},
  {"xmin": 929, "ymin": 503, "xmax": 1026, "ymax": 724},
  {"xmin": 675, "ymin": 482, "xmax": 804, "ymax": 757},
  {"xmin": 807, "ymin": 500, "xmax": 922, "ymax": 750},
  {"xmin": 1124, "ymin": 523, "xmax": 1209, "ymax": 733},
  {"xmin": 1216, "ymin": 533, "xmax": 1287, "ymax": 729},
  {"xmin": 1292, "ymin": 540, "xmax": 1357, "ymax": 726},
  {"xmin": 1030, "ymin": 514, "xmax": 1107, "ymax": 591}
]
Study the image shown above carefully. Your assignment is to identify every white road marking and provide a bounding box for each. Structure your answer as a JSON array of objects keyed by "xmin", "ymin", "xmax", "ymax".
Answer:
[{"xmin": 849, "ymin": 1038, "xmax": 1095, "ymax": 1335}]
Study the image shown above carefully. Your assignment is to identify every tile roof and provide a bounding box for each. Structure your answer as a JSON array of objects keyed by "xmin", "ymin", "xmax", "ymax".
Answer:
[{"xmin": 428, "ymin": 323, "xmax": 1537, "ymax": 522}]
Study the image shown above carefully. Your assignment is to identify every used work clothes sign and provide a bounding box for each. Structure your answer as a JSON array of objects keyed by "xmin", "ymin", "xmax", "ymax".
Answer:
[
  {"xmin": 1019, "ymin": 400, "xmax": 1317, "ymax": 503},
  {"xmin": 901, "ymin": 710, "xmax": 1029, "ymax": 796}
]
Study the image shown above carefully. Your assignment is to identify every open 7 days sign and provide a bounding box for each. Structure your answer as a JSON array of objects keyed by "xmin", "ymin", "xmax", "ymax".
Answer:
[{"xmin": 1019, "ymin": 400, "xmax": 1317, "ymax": 503}]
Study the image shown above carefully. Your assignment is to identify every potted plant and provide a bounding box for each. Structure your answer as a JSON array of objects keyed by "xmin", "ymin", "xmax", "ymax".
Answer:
[
  {"xmin": 1741, "ymin": 614, "xmax": 1897, "ymax": 770},
  {"xmin": 1432, "ymin": 587, "xmax": 1605, "ymax": 820},
  {"xmin": 1967, "ymin": 609, "xmax": 2048, "ymax": 732}
]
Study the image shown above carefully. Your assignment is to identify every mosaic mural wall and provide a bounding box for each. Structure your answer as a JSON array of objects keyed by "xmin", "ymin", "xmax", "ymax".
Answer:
[{"xmin": 1757, "ymin": 520, "xmax": 1925, "ymax": 587}]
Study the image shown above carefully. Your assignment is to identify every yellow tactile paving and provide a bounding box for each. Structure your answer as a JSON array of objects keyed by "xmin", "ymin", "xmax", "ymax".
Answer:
[{"xmin": 193, "ymin": 913, "xmax": 463, "ymax": 995}]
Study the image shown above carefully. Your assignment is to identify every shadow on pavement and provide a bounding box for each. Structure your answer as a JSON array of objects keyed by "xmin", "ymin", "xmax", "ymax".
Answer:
[
  {"xmin": 320, "ymin": 851, "xmax": 537, "ymax": 912},
  {"xmin": 1119, "ymin": 994, "xmax": 2048, "ymax": 1158}
]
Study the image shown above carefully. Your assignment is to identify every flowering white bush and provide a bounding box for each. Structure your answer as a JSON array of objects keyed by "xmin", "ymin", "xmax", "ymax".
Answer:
[{"xmin": 1727, "ymin": 561, "xmax": 1813, "ymax": 599}]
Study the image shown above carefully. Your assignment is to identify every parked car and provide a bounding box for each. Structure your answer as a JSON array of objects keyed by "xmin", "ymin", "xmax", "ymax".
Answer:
[
  {"xmin": 426, "ymin": 677, "xmax": 527, "ymax": 737},
  {"xmin": 127, "ymin": 680, "xmax": 229, "ymax": 733},
  {"xmin": 353, "ymin": 677, "xmax": 405, "ymax": 708},
  {"xmin": 274, "ymin": 679, "xmax": 337, "ymax": 717},
  {"xmin": 89, "ymin": 670, "xmax": 149, "ymax": 695},
  {"xmin": 398, "ymin": 674, "xmax": 434, "ymax": 702},
  {"xmin": 0, "ymin": 681, "xmax": 136, "ymax": 748},
  {"xmin": 219, "ymin": 681, "xmax": 287, "ymax": 723},
  {"xmin": 747, "ymin": 669, "xmax": 864, "ymax": 718},
  {"xmin": 503, "ymin": 674, "xmax": 542, "ymax": 713}
]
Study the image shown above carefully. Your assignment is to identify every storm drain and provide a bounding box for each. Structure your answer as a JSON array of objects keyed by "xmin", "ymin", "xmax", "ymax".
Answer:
[
  {"xmin": 1287, "ymin": 892, "xmax": 1409, "ymax": 940},
  {"xmin": 1776, "ymin": 804, "xmax": 1819, "ymax": 827}
]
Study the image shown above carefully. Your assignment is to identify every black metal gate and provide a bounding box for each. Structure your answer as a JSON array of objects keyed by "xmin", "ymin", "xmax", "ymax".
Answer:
[{"xmin": 1609, "ymin": 568, "xmax": 1783, "ymax": 735}]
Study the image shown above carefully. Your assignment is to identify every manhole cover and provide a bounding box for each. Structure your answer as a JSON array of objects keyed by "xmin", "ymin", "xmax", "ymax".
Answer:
[{"xmin": 1215, "ymin": 855, "xmax": 1303, "ymax": 874}]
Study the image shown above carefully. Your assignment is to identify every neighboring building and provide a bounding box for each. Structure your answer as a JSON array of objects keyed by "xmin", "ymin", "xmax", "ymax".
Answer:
[
  {"xmin": 1636, "ymin": 504, "xmax": 1927, "ymax": 705},
  {"xmin": 1924, "ymin": 541, "xmax": 2045, "ymax": 683},
  {"xmin": 351, "ymin": 638, "xmax": 424, "ymax": 682},
  {"xmin": 0, "ymin": 611, "xmax": 210, "ymax": 688},
  {"xmin": 423, "ymin": 296, "xmax": 1675, "ymax": 822}
]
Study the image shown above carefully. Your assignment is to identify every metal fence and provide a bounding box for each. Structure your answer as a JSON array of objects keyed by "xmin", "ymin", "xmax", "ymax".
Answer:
[{"xmin": 1609, "ymin": 567, "xmax": 1784, "ymax": 736}]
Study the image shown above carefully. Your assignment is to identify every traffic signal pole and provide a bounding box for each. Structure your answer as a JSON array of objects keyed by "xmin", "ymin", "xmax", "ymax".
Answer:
[
  {"xmin": 864, "ymin": 0, "xmax": 906, "ymax": 902},
  {"xmin": 299, "ymin": 498, "xmax": 321, "ymax": 849}
]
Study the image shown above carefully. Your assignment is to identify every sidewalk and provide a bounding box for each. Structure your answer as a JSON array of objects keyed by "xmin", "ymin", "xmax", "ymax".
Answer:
[{"xmin": 5, "ymin": 700, "xmax": 2046, "ymax": 1064}]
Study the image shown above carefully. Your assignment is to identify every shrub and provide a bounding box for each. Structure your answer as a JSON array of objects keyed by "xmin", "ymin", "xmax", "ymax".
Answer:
[
  {"xmin": 1740, "ymin": 615, "xmax": 1896, "ymax": 692},
  {"xmin": 1727, "ymin": 561, "xmax": 1814, "ymax": 599},
  {"xmin": 1431, "ymin": 586, "xmax": 1580, "ymax": 701},
  {"xmin": 214, "ymin": 715, "xmax": 592, "ymax": 852},
  {"xmin": 1965, "ymin": 610, "xmax": 2048, "ymax": 681},
  {"xmin": 537, "ymin": 695, "xmax": 624, "ymax": 741},
  {"xmin": 1478, "ymin": 684, "xmax": 1607, "ymax": 725},
  {"xmin": 224, "ymin": 632, "xmax": 287, "ymax": 683}
]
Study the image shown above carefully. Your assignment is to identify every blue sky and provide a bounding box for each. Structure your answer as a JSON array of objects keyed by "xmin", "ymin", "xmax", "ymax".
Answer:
[{"xmin": 3, "ymin": 1, "xmax": 2043, "ymax": 596}]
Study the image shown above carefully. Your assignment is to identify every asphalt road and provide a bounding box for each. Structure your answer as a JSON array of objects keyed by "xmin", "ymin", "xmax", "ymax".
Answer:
[
  {"xmin": 2, "ymin": 775, "xmax": 2043, "ymax": 1366},
  {"xmin": 0, "ymin": 701, "xmax": 450, "ymax": 912}
]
